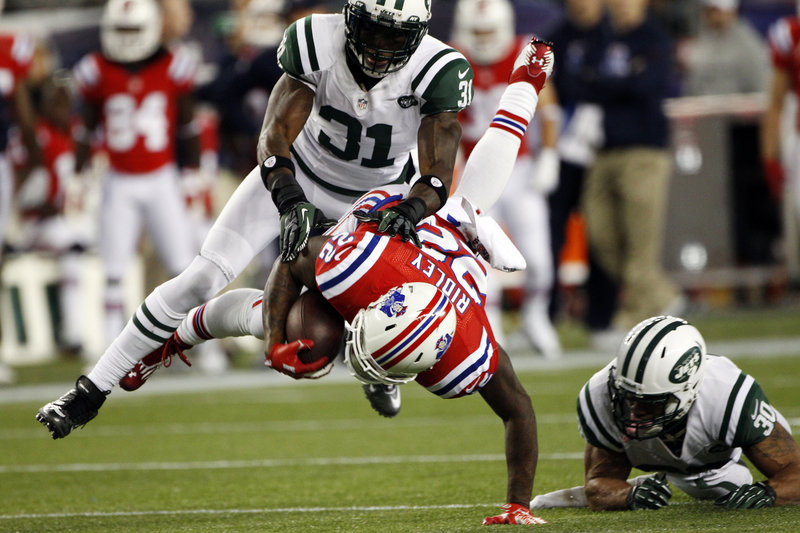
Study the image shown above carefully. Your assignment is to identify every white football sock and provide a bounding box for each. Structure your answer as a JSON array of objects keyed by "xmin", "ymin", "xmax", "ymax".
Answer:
[
  {"xmin": 177, "ymin": 288, "xmax": 265, "ymax": 346},
  {"xmin": 455, "ymin": 83, "xmax": 539, "ymax": 211}
]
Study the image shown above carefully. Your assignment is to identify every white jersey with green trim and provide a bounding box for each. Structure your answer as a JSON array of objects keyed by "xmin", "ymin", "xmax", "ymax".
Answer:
[
  {"xmin": 277, "ymin": 13, "xmax": 473, "ymax": 197},
  {"xmin": 577, "ymin": 355, "xmax": 790, "ymax": 475}
]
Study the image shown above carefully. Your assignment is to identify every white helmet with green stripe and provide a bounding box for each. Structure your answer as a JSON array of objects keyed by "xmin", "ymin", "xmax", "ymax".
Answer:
[
  {"xmin": 609, "ymin": 315, "xmax": 707, "ymax": 440},
  {"xmin": 344, "ymin": 0, "xmax": 431, "ymax": 78}
]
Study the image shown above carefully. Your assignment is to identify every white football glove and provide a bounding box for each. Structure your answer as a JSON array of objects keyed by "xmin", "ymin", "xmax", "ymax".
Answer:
[{"xmin": 530, "ymin": 148, "xmax": 559, "ymax": 194}]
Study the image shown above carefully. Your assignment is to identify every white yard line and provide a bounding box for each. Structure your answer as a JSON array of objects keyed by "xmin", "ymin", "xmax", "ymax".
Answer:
[
  {"xmin": 0, "ymin": 452, "xmax": 585, "ymax": 474},
  {"xmin": 4, "ymin": 336, "xmax": 800, "ymax": 405}
]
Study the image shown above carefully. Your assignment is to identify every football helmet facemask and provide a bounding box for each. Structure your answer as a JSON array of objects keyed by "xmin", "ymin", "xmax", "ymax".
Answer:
[
  {"xmin": 101, "ymin": 0, "xmax": 163, "ymax": 64},
  {"xmin": 609, "ymin": 315, "xmax": 707, "ymax": 440},
  {"xmin": 344, "ymin": 282, "xmax": 456, "ymax": 385},
  {"xmin": 344, "ymin": 0, "xmax": 430, "ymax": 78},
  {"xmin": 452, "ymin": 0, "xmax": 515, "ymax": 65}
]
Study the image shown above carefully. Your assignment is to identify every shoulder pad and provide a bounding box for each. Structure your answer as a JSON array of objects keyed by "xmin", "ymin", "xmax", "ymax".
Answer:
[
  {"xmin": 278, "ymin": 14, "xmax": 342, "ymax": 79},
  {"xmin": 410, "ymin": 40, "xmax": 473, "ymax": 114}
]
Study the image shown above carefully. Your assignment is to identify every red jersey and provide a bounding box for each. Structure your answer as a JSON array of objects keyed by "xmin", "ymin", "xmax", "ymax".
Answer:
[
  {"xmin": 0, "ymin": 33, "xmax": 34, "ymax": 151},
  {"xmin": 9, "ymin": 119, "xmax": 75, "ymax": 217},
  {"xmin": 73, "ymin": 47, "xmax": 197, "ymax": 173},
  {"xmin": 315, "ymin": 187, "xmax": 498, "ymax": 399},
  {"xmin": 768, "ymin": 16, "xmax": 800, "ymax": 130},
  {"xmin": 458, "ymin": 36, "xmax": 530, "ymax": 157}
]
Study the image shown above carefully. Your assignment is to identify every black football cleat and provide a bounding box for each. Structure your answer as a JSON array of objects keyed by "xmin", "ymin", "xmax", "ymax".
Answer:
[
  {"xmin": 363, "ymin": 383, "xmax": 401, "ymax": 418},
  {"xmin": 36, "ymin": 376, "xmax": 108, "ymax": 439}
]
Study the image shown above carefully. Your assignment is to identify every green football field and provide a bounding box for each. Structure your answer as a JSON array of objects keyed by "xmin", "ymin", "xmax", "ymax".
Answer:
[{"xmin": 2, "ymin": 309, "xmax": 800, "ymax": 532}]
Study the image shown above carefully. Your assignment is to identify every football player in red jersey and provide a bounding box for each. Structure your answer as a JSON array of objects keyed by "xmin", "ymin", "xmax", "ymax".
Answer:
[
  {"xmin": 8, "ymin": 70, "xmax": 90, "ymax": 357},
  {"xmin": 451, "ymin": 0, "xmax": 562, "ymax": 359},
  {"xmin": 38, "ymin": 36, "xmax": 555, "ymax": 526},
  {"xmin": 0, "ymin": 25, "xmax": 43, "ymax": 384},
  {"xmin": 72, "ymin": 0, "xmax": 201, "ymax": 347},
  {"xmin": 762, "ymin": 2, "xmax": 800, "ymax": 217}
]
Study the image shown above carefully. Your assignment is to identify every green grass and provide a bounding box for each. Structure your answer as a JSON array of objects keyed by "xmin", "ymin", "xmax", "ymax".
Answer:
[{"xmin": 2, "ymin": 350, "xmax": 799, "ymax": 532}]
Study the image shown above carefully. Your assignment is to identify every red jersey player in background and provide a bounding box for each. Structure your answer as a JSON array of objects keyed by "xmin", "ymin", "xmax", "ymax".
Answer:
[
  {"xmin": 72, "ymin": 0, "xmax": 201, "ymax": 349},
  {"xmin": 8, "ymin": 69, "xmax": 90, "ymax": 358},
  {"xmin": 38, "ymin": 36, "xmax": 556, "ymax": 526},
  {"xmin": 0, "ymin": 21, "xmax": 44, "ymax": 384},
  {"xmin": 762, "ymin": 2, "xmax": 800, "ymax": 239},
  {"xmin": 451, "ymin": 0, "xmax": 563, "ymax": 359}
]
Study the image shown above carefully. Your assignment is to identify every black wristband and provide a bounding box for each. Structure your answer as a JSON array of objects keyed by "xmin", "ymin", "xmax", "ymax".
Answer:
[
  {"xmin": 260, "ymin": 155, "xmax": 296, "ymax": 189},
  {"xmin": 270, "ymin": 173, "xmax": 308, "ymax": 215},
  {"xmin": 415, "ymin": 174, "xmax": 448, "ymax": 210},
  {"xmin": 393, "ymin": 196, "xmax": 427, "ymax": 224}
]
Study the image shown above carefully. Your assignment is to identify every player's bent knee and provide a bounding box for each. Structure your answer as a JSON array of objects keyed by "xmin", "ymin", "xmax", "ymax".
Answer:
[{"xmin": 160, "ymin": 255, "xmax": 232, "ymax": 310}]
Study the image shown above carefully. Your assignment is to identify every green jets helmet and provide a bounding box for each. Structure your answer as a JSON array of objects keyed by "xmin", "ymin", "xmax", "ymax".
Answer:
[
  {"xmin": 609, "ymin": 316, "xmax": 707, "ymax": 439},
  {"xmin": 344, "ymin": 0, "xmax": 431, "ymax": 78}
]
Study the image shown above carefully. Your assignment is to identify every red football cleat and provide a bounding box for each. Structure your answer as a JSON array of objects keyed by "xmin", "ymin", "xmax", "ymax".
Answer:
[
  {"xmin": 119, "ymin": 332, "xmax": 192, "ymax": 391},
  {"xmin": 509, "ymin": 37, "xmax": 554, "ymax": 94}
]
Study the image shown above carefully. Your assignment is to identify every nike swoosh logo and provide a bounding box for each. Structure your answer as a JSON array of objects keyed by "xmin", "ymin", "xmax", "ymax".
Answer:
[
  {"xmin": 300, "ymin": 207, "xmax": 308, "ymax": 218},
  {"xmin": 458, "ymin": 68, "xmax": 469, "ymax": 79}
]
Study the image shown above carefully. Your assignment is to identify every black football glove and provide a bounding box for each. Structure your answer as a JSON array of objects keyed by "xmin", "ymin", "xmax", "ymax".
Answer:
[
  {"xmin": 279, "ymin": 202, "xmax": 334, "ymax": 262},
  {"xmin": 627, "ymin": 476, "xmax": 672, "ymax": 510},
  {"xmin": 353, "ymin": 197, "xmax": 426, "ymax": 248},
  {"xmin": 716, "ymin": 482, "xmax": 776, "ymax": 509}
]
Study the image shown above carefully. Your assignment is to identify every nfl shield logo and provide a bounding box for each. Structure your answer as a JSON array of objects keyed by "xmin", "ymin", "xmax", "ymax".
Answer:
[{"xmin": 357, "ymin": 98, "xmax": 368, "ymax": 111}]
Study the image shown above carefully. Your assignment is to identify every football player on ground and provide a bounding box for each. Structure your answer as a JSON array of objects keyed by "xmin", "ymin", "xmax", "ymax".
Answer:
[
  {"xmin": 38, "ymin": 0, "xmax": 476, "ymax": 420},
  {"xmin": 72, "ymin": 0, "xmax": 201, "ymax": 346},
  {"xmin": 530, "ymin": 315, "xmax": 800, "ymax": 511},
  {"xmin": 37, "ymin": 36, "xmax": 555, "ymax": 525}
]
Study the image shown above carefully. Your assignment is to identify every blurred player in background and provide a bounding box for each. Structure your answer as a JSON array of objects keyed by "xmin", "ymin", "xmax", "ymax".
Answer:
[
  {"xmin": 7, "ymin": 69, "xmax": 90, "ymax": 359},
  {"xmin": 0, "ymin": 12, "xmax": 43, "ymax": 384},
  {"xmin": 72, "ymin": 0, "xmax": 201, "ymax": 348},
  {"xmin": 160, "ymin": 0, "xmax": 230, "ymax": 375},
  {"xmin": 530, "ymin": 315, "xmax": 800, "ymax": 510},
  {"xmin": 451, "ymin": 0, "xmax": 562, "ymax": 359},
  {"xmin": 36, "ymin": 0, "xmax": 475, "ymax": 420},
  {"xmin": 38, "ymin": 38, "xmax": 555, "ymax": 525},
  {"xmin": 762, "ymin": 2, "xmax": 800, "ymax": 218}
]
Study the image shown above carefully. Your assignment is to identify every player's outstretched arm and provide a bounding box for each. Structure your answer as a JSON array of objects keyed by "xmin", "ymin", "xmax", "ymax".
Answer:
[
  {"xmin": 258, "ymin": 74, "xmax": 330, "ymax": 262},
  {"xmin": 262, "ymin": 235, "xmax": 329, "ymax": 378},
  {"xmin": 584, "ymin": 444, "xmax": 640, "ymax": 511},
  {"xmin": 479, "ymin": 346, "xmax": 546, "ymax": 524},
  {"xmin": 739, "ymin": 423, "xmax": 800, "ymax": 506},
  {"xmin": 415, "ymin": 112, "xmax": 461, "ymax": 214}
]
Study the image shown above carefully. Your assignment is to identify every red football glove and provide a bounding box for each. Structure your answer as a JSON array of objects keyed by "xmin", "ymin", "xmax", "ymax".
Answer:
[
  {"xmin": 509, "ymin": 38, "xmax": 554, "ymax": 94},
  {"xmin": 763, "ymin": 157, "xmax": 785, "ymax": 201},
  {"xmin": 482, "ymin": 503, "xmax": 548, "ymax": 525},
  {"xmin": 265, "ymin": 340, "xmax": 330, "ymax": 379}
]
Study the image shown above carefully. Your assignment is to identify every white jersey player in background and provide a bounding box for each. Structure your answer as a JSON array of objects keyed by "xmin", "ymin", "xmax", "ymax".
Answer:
[
  {"xmin": 530, "ymin": 315, "xmax": 800, "ymax": 510},
  {"xmin": 37, "ymin": 0, "xmax": 474, "ymax": 425},
  {"xmin": 451, "ymin": 0, "xmax": 562, "ymax": 359}
]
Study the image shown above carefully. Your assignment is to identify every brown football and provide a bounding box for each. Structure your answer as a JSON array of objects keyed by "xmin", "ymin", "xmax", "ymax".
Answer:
[{"xmin": 285, "ymin": 290, "xmax": 345, "ymax": 364}]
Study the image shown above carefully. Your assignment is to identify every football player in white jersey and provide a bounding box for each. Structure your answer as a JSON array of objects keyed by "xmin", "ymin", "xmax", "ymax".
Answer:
[
  {"xmin": 530, "ymin": 315, "xmax": 800, "ymax": 510},
  {"xmin": 37, "ymin": 0, "xmax": 478, "ymax": 429}
]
